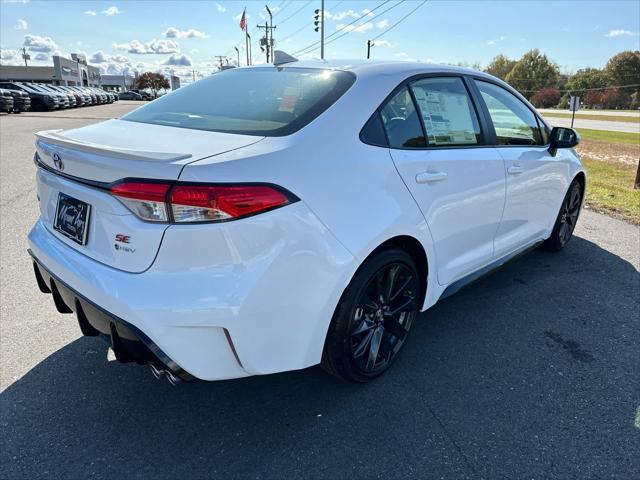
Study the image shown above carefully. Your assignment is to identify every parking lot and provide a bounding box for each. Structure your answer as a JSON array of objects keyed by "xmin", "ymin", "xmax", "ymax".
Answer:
[{"xmin": 1, "ymin": 103, "xmax": 639, "ymax": 479}]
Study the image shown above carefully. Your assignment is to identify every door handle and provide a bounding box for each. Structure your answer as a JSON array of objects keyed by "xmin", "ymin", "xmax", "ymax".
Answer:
[
  {"xmin": 507, "ymin": 165, "xmax": 524, "ymax": 175},
  {"xmin": 416, "ymin": 171, "xmax": 447, "ymax": 184}
]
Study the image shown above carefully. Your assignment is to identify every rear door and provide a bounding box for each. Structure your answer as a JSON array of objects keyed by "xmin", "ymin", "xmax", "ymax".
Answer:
[
  {"xmin": 384, "ymin": 76, "xmax": 506, "ymax": 286},
  {"xmin": 473, "ymin": 80, "xmax": 568, "ymax": 258}
]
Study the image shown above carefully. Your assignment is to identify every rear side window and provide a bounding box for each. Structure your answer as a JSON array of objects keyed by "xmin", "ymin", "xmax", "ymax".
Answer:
[
  {"xmin": 380, "ymin": 87, "xmax": 426, "ymax": 148},
  {"xmin": 122, "ymin": 67, "xmax": 355, "ymax": 136},
  {"xmin": 409, "ymin": 77, "xmax": 482, "ymax": 146},
  {"xmin": 475, "ymin": 80, "xmax": 543, "ymax": 146}
]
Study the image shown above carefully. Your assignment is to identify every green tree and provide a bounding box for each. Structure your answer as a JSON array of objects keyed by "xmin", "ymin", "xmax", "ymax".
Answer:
[
  {"xmin": 135, "ymin": 72, "xmax": 170, "ymax": 98},
  {"xmin": 485, "ymin": 54, "xmax": 516, "ymax": 80},
  {"xmin": 566, "ymin": 68, "xmax": 609, "ymax": 97},
  {"xmin": 505, "ymin": 49, "xmax": 560, "ymax": 98},
  {"xmin": 604, "ymin": 50, "xmax": 640, "ymax": 108}
]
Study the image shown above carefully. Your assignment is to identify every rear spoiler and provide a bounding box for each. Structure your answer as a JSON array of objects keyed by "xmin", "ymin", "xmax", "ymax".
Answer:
[{"xmin": 35, "ymin": 129, "xmax": 193, "ymax": 163}]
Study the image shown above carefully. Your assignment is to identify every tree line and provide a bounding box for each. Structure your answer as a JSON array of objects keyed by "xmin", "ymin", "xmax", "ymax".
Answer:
[{"xmin": 484, "ymin": 49, "xmax": 640, "ymax": 110}]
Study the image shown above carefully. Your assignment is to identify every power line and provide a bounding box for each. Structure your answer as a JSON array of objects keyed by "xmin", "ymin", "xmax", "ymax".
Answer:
[
  {"xmin": 294, "ymin": 0, "xmax": 405, "ymax": 57},
  {"xmin": 277, "ymin": 0, "xmax": 345, "ymax": 49},
  {"xmin": 372, "ymin": 0, "xmax": 427, "ymax": 41},
  {"xmin": 293, "ymin": 0, "xmax": 392, "ymax": 55}
]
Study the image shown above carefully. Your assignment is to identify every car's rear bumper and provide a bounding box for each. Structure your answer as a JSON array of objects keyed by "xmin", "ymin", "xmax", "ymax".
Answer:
[
  {"xmin": 28, "ymin": 201, "xmax": 356, "ymax": 381},
  {"xmin": 30, "ymin": 251, "xmax": 195, "ymax": 382}
]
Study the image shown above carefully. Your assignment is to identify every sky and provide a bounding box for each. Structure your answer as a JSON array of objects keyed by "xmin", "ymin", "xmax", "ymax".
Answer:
[{"xmin": 1, "ymin": 0, "xmax": 639, "ymax": 84}]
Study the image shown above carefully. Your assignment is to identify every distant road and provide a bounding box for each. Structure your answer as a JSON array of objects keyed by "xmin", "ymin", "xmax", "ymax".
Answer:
[
  {"xmin": 542, "ymin": 115, "xmax": 640, "ymax": 133},
  {"xmin": 539, "ymin": 109, "xmax": 640, "ymax": 118}
]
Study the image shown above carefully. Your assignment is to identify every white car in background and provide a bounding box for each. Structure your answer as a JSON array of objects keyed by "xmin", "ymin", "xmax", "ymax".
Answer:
[{"xmin": 28, "ymin": 58, "xmax": 584, "ymax": 384}]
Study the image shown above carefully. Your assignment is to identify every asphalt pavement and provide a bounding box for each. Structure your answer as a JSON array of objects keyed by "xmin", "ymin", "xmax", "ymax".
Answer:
[{"xmin": 1, "ymin": 105, "xmax": 639, "ymax": 479}]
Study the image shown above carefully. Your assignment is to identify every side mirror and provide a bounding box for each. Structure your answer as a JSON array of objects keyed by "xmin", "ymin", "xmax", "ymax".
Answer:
[{"xmin": 549, "ymin": 127, "xmax": 580, "ymax": 157}]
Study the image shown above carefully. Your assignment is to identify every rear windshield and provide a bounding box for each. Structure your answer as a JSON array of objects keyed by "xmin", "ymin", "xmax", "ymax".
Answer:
[{"xmin": 122, "ymin": 67, "xmax": 355, "ymax": 136}]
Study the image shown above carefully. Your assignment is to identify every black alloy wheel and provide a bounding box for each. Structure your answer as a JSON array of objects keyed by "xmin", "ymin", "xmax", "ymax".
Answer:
[
  {"xmin": 322, "ymin": 248, "xmax": 420, "ymax": 382},
  {"xmin": 543, "ymin": 179, "xmax": 583, "ymax": 251}
]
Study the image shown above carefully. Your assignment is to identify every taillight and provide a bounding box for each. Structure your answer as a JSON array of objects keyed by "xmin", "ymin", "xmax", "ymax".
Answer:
[
  {"xmin": 170, "ymin": 185, "xmax": 292, "ymax": 223},
  {"xmin": 109, "ymin": 181, "xmax": 295, "ymax": 223},
  {"xmin": 110, "ymin": 181, "xmax": 171, "ymax": 222}
]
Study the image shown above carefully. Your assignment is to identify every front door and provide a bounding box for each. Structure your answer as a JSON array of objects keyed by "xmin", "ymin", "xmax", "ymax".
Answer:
[
  {"xmin": 383, "ymin": 77, "xmax": 506, "ymax": 286},
  {"xmin": 473, "ymin": 80, "xmax": 568, "ymax": 258}
]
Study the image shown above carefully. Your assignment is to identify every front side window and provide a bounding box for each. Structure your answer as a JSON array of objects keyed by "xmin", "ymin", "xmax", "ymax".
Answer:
[
  {"xmin": 122, "ymin": 67, "xmax": 355, "ymax": 136},
  {"xmin": 380, "ymin": 87, "xmax": 426, "ymax": 148},
  {"xmin": 475, "ymin": 80, "xmax": 543, "ymax": 146},
  {"xmin": 410, "ymin": 77, "xmax": 482, "ymax": 146}
]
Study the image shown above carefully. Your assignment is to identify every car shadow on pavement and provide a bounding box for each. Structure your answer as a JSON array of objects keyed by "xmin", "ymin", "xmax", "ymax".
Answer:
[{"xmin": 2, "ymin": 236, "xmax": 639, "ymax": 480}]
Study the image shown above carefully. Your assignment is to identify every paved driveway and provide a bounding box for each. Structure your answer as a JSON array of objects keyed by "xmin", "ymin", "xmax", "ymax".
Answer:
[{"xmin": 1, "ymin": 107, "xmax": 639, "ymax": 479}]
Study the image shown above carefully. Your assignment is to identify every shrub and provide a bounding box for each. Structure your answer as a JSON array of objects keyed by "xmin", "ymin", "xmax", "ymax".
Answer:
[{"xmin": 530, "ymin": 88, "xmax": 561, "ymax": 108}]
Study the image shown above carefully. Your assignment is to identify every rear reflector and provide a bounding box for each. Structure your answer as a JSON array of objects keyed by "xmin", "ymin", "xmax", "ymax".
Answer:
[{"xmin": 109, "ymin": 181, "xmax": 295, "ymax": 223}]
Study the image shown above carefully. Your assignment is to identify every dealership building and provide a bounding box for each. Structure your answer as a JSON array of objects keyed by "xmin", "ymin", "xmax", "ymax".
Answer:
[
  {"xmin": 0, "ymin": 53, "xmax": 182, "ymax": 92},
  {"xmin": 0, "ymin": 54, "xmax": 101, "ymax": 87}
]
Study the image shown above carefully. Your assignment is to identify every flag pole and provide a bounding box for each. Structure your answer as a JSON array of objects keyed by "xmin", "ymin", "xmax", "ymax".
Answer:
[{"xmin": 243, "ymin": 8, "xmax": 249, "ymax": 66}]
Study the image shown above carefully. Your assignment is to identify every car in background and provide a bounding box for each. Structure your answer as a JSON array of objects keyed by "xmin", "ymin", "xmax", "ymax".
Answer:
[
  {"xmin": 118, "ymin": 90, "xmax": 143, "ymax": 100},
  {"xmin": 87, "ymin": 87, "xmax": 108, "ymax": 104},
  {"xmin": 4, "ymin": 88, "xmax": 31, "ymax": 112},
  {"xmin": 71, "ymin": 86, "xmax": 97, "ymax": 105},
  {"xmin": 0, "ymin": 89, "xmax": 14, "ymax": 113},
  {"xmin": 131, "ymin": 89, "xmax": 153, "ymax": 101},
  {"xmin": 0, "ymin": 82, "xmax": 59, "ymax": 110},
  {"xmin": 28, "ymin": 83, "xmax": 71, "ymax": 108},
  {"xmin": 54, "ymin": 86, "xmax": 85, "ymax": 107},
  {"xmin": 61, "ymin": 86, "xmax": 92, "ymax": 106}
]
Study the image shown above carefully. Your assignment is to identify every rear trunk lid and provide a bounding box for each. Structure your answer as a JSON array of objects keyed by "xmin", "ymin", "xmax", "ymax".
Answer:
[{"xmin": 34, "ymin": 119, "xmax": 264, "ymax": 272}]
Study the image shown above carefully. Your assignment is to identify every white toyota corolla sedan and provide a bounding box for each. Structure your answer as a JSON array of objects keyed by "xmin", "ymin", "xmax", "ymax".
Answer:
[{"xmin": 28, "ymin": 58, "xmax": 584, "ymax": 384}]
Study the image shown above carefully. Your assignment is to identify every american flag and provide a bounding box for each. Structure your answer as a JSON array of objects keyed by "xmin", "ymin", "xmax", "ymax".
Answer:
[{"xmin": 239, "ymin": 8, "xmax": 246, "ymax": 31}]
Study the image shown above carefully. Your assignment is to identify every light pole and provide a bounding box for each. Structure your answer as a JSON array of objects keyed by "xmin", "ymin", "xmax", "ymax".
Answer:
[
  {"xmin": 234, "ymin": 46, "xmax": 240, "ymax": 67},
  {"xmin": 367, "ymin": 40, "xmax": 374, "ymax": 59}
]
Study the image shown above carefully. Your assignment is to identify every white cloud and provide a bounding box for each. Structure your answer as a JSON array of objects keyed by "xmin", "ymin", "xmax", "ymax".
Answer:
[
  {"xmin": 163, "ymin": 27, "xmax": 208, "ymax": 39},
  {"xmin": 101, "ymin": 6, "xmax": 121, "ymax": 16},
  {"xmin": 14, "ymin": 19, "xmax": 27, "ymax": 30},
  {"xmin": 1, "ymin": 0, "xmax": 30, "ymax": 4},
  {"xmin": 372, "ymin": 39, "xmax": 393, "ymax": 48},
  {"xmin": 361, "ymin": 9, "xmax": 375, "ymax": 17},
  {"xmin": 113, "ymin": 39, "xmax": 180, "ymax": 54},
  {"xmin": 23, "ymin": 34, "xmax": 58, "ymax": 52},
  {"xmin": 0, "ymin": 49, "xmax": 20, "ymax": 65},
  {"xmin": 336, "ymin": 22, "xmax": 373, "ymax": 33},
  {"xmin": 216, "ymin": 2, "xmax": 225, "ymax": 12},
  {"xmin": 34, "ymin": 52, "xmax": 49, "ymax": 61},
  {"xmin": 163, "ymin": 53, "xmax": 192, "ymax": 66},
  {"xmin": 325, "ymin": 9, "xmax": 359, "ymax": 21},
  {"xmin": 395, "ymin": 52, "xmax": 416, "ymax": 61},
  {"xmin": 487, "ymin": 35, "xmax": 506, "ymax": 45},
  {"xmin": 375, "ymin": 19, "xmax": 389, "ymax": 29},
  {"xmin": 89, "ymin": 50, "xmax": 130, "ymax": 64},
  {"xmin": 84, "ymin": 10, "xmax": 97, "ymax": 16},
  {"xmin": 605, "ymin": 29, "xmax": 639, "ymax": 37}
]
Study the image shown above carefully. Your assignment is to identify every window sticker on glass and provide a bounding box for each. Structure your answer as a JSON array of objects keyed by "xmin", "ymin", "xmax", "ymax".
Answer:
[
  {"xmin": 410, "ymin": 78, "xmax": 480, "ymax": 147},
  {"xmin": 279, "ymin": 86, "xmax": 300, "ymax": 113}
]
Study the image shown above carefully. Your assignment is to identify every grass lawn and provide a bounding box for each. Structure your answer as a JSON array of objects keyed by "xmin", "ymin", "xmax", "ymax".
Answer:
[
  {"xmin": 543, "ymin": 112, "xmax": 640, "ymax": 123},
  {"xmin": 582, "ymin": 157, "xmax": 640, "ymax": 224},
  {"xmin": 576, "ymin": 129, "xmax": 640, "ymax": 145}
]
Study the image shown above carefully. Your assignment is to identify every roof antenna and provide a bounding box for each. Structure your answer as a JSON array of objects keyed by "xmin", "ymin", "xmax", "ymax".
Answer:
[{"xmin": 273, "ymin": 50, "xmax": 298, "ymax": 66}]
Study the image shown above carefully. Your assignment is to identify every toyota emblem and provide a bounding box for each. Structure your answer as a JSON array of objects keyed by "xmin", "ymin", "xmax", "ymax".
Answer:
[{"xmin": 52, "ymin": 153, "xmax": 64, "ymax": 171}]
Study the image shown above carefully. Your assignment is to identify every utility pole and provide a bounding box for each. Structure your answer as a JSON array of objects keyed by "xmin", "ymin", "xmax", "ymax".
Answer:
[
  {"xmin": 247, "ymin": 33, "xmax": 252, "ymax": 65},
  {"xmin": 234, "ymin": 46, "xmax": 240, "ymax": 67},
  {"xmin": 367, "ymin": 40, "xmax": 374, "ymax": 59},
  {"xmin": 21, "ymin": 46, "xmax": 30, "ymax": 66},
  {"xmin": 314, "ymin": 2, "xmax": 325, "ymax": 60},
  {"xmin": 257, "ymin": 22, "xmax": 276, "ymax": 62},
  {"xmin": 215, "ymin": 55, "xmax": 227, "ymax": 69},
  {"xmin": 320, "ymin": 0, "xmax": 324, "ymax": 60}
]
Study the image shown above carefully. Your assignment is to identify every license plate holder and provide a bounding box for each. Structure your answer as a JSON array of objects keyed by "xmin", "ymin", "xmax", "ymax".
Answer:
[{"xmin": 53, "ymin": 193, "xmax": 91, "ymax": 245}]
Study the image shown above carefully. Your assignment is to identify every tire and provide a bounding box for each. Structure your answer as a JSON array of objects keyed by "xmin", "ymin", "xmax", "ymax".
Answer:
[
  {"xmin": 543, "ymin": 179, "xmax": 583, "ymax": 251},
  {"xmin": 321, "ymin": 248, "xmax": 420, "ymax": 383}
]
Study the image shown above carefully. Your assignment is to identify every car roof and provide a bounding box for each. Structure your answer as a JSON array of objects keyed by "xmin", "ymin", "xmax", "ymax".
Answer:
[{"xmin": 246, "ymin": 58, "xmax": 500, "ymax": 82}]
